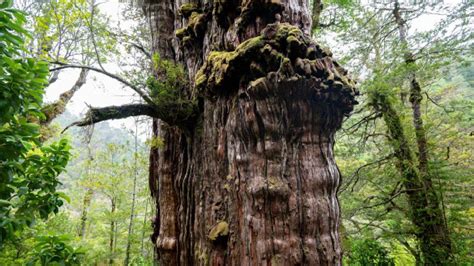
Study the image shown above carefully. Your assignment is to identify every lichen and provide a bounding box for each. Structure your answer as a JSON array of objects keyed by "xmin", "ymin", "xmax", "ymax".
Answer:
[
  {"xmin": 208, "ymin": 221, "xmax": 229, "ymax": 241},
  {"xmin": 175, "ymin": 28, "xmax": 187, "ymax": 39},
  {"xmin": 195, "ymin": 245, "xmax": 209, "ymax": 265}
]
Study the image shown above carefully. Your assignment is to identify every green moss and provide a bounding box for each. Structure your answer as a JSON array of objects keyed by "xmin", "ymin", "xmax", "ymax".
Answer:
[
  {"xmin": 195, "ymin": 22, "xmax": 357, "ymax": 101},
  {"xmin": 208, "ymin": 221, "xmax": 229, "ymax": 241},
  {"xmin": 145, "ymin": 136, "xmax": 164, "ymax": 149},
  {"xmin": 179, "ymin": 3, "xmax": 199, "ymax": 18},
  {"xmin": 235, "ymin": 36, "xmax": 264, "ymax": 53},
  {"xmin": 195, "ymin": 245, "xmax": 209, "ymax": 265},
  {"xmin": 175, "ymin": 28, "xmax": 187, "ymax": 39},
  {"xmin": 176, "ymin": 11, "xmax": 207, "ymax": 44}
]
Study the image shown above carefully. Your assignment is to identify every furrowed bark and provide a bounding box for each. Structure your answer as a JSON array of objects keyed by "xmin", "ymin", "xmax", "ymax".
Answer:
[
  {"xmin": 146, "ymin": 1, "xmax": 180, "ymax": 265},
  {"xmin": 144, "ymin": 0, "xmax": 358, "ymax": 265}
]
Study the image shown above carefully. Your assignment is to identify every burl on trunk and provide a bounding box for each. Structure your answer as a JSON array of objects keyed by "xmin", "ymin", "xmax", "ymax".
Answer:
[{"xmin": 145, "ymin": 0, "xmax": 357, "ymax": 265}]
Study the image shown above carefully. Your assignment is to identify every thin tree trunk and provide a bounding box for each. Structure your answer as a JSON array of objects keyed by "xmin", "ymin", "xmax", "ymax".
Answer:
[
  {"xmin": 79, "ymin": 144, "xmax": 94, "ymax": 239},
  {"xmin": 140, "ymin": 198, "xmax": 149, "ymax": 256},
  {"xmin": 312, "ymin": 0, "xmax": 323, "ymax": 32},
  {"xmin": 125, "ymin": 121, "xmax": 140, "ymax": 265},
  {"xmin": 392, "ymin": 2, "xmax": 452, "ymax": 264},
  {"xmin": 371, "ymin": 92, "xmax": 452, "ymax": 265},
  {"xmin": 144, "ymin": 0, "xmax": 357, "ymax": 264},
  {"xmin": 109, "ymin": 198, "xmax": 116, "ymax": 266},
  {"xmin": 79, "ymin": 188, "xmax": 93, "ymax": 239}
]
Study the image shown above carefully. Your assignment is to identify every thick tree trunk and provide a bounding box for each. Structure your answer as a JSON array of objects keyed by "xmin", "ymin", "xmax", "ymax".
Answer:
[{"xmin": 145, "ymin": 0, "xmax": 357, "ymax": 264}]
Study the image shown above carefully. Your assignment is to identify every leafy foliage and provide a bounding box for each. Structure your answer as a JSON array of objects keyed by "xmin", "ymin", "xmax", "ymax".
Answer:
[
  {"xmin": 147, "ymin": 53, "xmax": 196, "ymax": 121},
  {"xmin": 0, "ymin": 0, "xmax": 71, "ymax": 247},
  {"xmin": 28, "ymin": 235, "xmax": 84, "ymax": 266},
  {"xmin": 348, "ymin": 238, "xmax": 395, "ymax": 266}
]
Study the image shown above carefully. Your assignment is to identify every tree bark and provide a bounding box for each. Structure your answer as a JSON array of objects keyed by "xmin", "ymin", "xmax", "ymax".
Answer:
[
  {"xmin": 143, "ymin": 0, "xmax": 357, "ymax": 264},
  {"xmin": 41, "ymin": 69, "xmax": 89, "ymax": 126}
]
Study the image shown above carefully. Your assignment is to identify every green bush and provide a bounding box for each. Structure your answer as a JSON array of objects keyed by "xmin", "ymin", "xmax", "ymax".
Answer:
[{"xmin": 348, "ymin": 238, "xmax": 395, "ymax": 266}]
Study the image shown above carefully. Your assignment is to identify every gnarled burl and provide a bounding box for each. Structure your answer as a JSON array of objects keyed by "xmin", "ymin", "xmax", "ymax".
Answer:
[{"xmin": 145, "ymin": 0, "xmax": 357, "ymax": 265}]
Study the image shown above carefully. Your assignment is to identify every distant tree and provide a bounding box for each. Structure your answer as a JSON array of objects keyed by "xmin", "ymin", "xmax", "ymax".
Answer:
[{"xmin": 329, "ymin": 1, "xmax": 472, "ymax": 264}]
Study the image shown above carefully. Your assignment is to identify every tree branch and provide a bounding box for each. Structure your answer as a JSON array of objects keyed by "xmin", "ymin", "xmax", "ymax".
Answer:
[
  {"xmin": 130, "ymin": 42, "xmax": 151, "ymax": 59},
  {"xmin": 49, "ymin": 62, "xmax": 154, "ymax": 105},
  {"xmin": 63, "ymin": 103, "xmax": 157, "ymax": 132},
  {"xmin": 42, "ymin": 69, "xmax": 89, "ymax": 126}
]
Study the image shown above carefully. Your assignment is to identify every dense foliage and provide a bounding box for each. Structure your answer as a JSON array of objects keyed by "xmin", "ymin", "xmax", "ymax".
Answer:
[{"xmin": 0, "ymin": 0, "xmax": 70, "ymax": 247}]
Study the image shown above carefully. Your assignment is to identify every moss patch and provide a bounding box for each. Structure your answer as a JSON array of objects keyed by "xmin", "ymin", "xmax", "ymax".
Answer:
[
  {"xmin": 195, "ymin": 22, "xmax": 358, "ymax": 113},
  {"xmin": 179, "ymin": 3, "xmax": 200, "ymax": 18},
  {"xmin": 175, "ymin": 11, "xmax": 208, "ymax": 45},
  {"xmin": 208, "ymin": 221, "xmax": 229, "ymax": 241}
]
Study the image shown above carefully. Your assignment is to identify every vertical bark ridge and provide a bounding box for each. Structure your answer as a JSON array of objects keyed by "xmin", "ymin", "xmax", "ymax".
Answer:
[{"xmin": 145, "ymin": 0, "xmax": 356, "ymax": 264}]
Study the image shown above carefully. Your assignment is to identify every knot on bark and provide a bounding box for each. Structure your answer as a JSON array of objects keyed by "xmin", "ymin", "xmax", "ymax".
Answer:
[{"xmin": 195, "ymin": 22, "xmax": 358, "ymax": 115}]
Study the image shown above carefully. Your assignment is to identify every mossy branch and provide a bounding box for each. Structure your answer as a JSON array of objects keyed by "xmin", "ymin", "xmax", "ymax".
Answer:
[
  {"xmin": 41, "ymin": 69, "xmax": 89, "ymax": 126},
  {"xmin": 63, "ymin": 104, "xmax": 157, "ymax": 131}
]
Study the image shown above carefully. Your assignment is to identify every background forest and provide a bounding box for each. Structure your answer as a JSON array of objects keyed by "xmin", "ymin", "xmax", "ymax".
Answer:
[{"xmin": 0, "ymin": 0, "xmax": 472, "ymax": 265}]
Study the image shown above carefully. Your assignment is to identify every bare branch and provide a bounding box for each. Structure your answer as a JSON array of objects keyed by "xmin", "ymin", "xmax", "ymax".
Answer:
[
  {"xmin": 130, "ymin": 42, "xmax": 151, "ymax": 59},
  {"xmin": 340, "ymin": 155, "xmax": 393, "ymax": 193},
  {"xmin": 49, "ymin": 61, "xmax": 154, "ymax": 105}
]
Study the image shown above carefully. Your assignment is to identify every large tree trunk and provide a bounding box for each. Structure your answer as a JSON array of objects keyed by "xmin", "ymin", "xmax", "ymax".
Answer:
[{"xmin": 144, "ymin": 0, "xmax": 357, "ymax": 264}]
